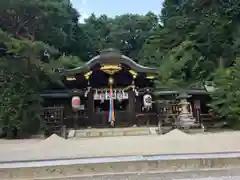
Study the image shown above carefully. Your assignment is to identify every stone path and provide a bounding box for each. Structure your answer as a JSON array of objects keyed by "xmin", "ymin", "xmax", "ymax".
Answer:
[
  {"xmin": 33, "ymin": 169, "xmax": 240, "ymax": 180},
  {"xmin": 76, "ymin": 170, "xmax": 240, "ymax": 180},
  {"xmin": 180, "ymin": 178, "xmax": 240, "ymax": 180}
]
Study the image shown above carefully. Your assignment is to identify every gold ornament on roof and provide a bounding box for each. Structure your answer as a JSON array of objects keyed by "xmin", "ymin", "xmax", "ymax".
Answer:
[
  {"xmin": 100, "ymin": 64, "xmax": 122, "ymax": 75},
  {"xmin": 146, "ymin": 75, "xmax": 155, "ymax": 79},
  {"xmin": 84, "ymin": 71, "xmax": 92, "ymax": 80},
  {"xmin": 66, "ymin": 76, "xmax": 76, "ymax": 81},
  {"xmin": 108, "ymin": 77, "xmax": 114, "ymax": 85},
  {"xmin": 129, "ymin": 70, "xmax": 138, "ymax": 79}
]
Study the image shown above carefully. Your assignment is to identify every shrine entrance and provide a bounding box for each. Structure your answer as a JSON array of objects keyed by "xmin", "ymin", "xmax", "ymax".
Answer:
[
  {"xmin": 59, "ymin": 48, "xmax": 157, "ymax": 129},
  {"xmin": 86, "ymin": 63, "xmax": 137, "ymax": 127},
  {"xmin": 92, "ymin": 87, "xmax": 132, "ymax": 127}
]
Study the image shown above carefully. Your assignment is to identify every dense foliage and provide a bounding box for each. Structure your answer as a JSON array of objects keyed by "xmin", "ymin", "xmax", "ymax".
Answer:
[
  {"xmin": 1, "ymin": 0, "xmax": 240, "ymax": 136},
  {"xmin": 0, "ymin": 0, "xmax": 82, "ymax": 137},
  {"xmin": 211, "ymin": 59, "xmax": 240, "ymax": 128},
  {"xmin": 142, "ymin": 0, "xmax": 240, "ymax": 127}
]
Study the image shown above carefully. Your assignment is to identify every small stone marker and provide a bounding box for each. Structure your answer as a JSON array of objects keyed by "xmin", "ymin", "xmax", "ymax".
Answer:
[
  {"xmin": 68, "ymin": 129, "xmax": 76, "ymax": 138},
  {"xmin": 149, "ymin": 127, "xmax": 157, "ymax": 135}
]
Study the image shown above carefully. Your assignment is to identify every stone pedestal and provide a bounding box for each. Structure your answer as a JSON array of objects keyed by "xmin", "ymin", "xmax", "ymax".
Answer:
[
  {"xmin": 176, "ymin": 92, "xmax": 201, "ymax": 130},
  {"xmin": 177, "ymin": 99, "xmax": 196, "ymax": 129}
]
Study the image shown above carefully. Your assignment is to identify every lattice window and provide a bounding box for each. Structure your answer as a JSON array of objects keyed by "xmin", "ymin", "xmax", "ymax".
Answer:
[{"xmin": 41, "ymin": 106, "xmax": 64, "ymax": 136}]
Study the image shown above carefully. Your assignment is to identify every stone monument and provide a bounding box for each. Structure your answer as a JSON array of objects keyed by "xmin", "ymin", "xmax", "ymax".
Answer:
[{"xmin": 176, "ymin": 93, "xmax": 196, "ymax": 129}]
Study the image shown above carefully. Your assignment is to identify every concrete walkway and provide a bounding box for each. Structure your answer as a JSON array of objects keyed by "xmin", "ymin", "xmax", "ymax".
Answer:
[{"xmin": 61, "ymin": 169, "xmax": 240, "ymax": 180}]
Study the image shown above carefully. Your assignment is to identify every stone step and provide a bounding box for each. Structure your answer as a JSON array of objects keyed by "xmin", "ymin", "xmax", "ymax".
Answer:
[
  {"xmin": 2, "ymin": 156, "xmax": 240, "ymax": 179},
  {"xmin": 72, "ymin": 127, "xmax": 153, "ymax": 138}
]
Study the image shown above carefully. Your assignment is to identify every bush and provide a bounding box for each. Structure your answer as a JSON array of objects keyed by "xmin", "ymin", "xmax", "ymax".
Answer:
[{"xmin": 0, "ymin": 57, "xmax": 44, "ymax": 138}]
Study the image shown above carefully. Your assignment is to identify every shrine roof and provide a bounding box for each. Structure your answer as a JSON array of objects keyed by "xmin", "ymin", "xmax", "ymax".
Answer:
[
  {"xmin": 154, "ymin": 89, "xmax": 209, "ymax": 96},
  {"xmin": 61, "ymin": 48, "xmax": 156, "ymax": 76}
]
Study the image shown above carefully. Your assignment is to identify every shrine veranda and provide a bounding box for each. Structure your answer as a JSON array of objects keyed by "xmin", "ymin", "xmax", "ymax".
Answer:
[{"xmin": 41, "ymin": 49, "xmax": 212, "ymax": 134}]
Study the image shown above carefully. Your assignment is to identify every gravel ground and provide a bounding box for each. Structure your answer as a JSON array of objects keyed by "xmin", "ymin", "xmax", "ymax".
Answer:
[{"xmin": 1, "ymin": 130, "xmax": 240, "ymax": 162}]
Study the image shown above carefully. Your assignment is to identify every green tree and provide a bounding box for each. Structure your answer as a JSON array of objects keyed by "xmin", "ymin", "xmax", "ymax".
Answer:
[
  {"xmin": 80, "ymin": 14, "xmax": 113, "ymax": 59},
  {"xmin": 0, "ymin": 57, "xmax": 45, "ymax": 137},
  {"xmin": 142, "ymin": 0, "xmax": 238, "ymax": 90},
  {"xmin": 0, "ymin": 0, "xmax": 83, "ymax": 137},
  {"xmin": 0, "ymin": 0, "xmax": 81, "ymax": 53},
  {"xmin": 108, "ymin": 12, "xmax": 159, "ymax": 59},
  {"xmin": 211, "ymin": 59, "xmax": 240, "ymax": 128},
  {"xmin": 80, "ymin": 12, "xmax": 159, "ymax": 61}
]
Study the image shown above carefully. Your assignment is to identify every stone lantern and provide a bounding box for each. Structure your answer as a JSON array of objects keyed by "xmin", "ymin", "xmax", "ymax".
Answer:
[{"xmin": 176, "ymin": 93, "xmax": 196, "ymax": 129}]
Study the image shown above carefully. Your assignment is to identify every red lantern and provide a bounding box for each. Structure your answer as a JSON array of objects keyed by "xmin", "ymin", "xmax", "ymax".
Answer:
[{"xmin": 72, "ymin": 96, "xmax": 80, "ymax": 110}]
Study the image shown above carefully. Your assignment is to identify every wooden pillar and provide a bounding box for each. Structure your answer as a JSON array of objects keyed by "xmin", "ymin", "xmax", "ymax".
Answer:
[
  {"xmin": 135, "ymin": 95, "xmax": 141, "ymax": 126},
  {"xmin": 74, "ymin": 112, "xmax": 78, "ymax": 129},
  {"xmin": 87, "ymin": 89, "xmax": 94, "ymax": 127},
  {"xmin": 128, "ymin": 90, "xmax": 136, "ymax": 126},
  {"xmin": 135, "ymin": 96, "xmax": 141, "ymax": 113},
  {"xmin": 194, "ymin": 100, "xmax": 201, "ymax": 125}
]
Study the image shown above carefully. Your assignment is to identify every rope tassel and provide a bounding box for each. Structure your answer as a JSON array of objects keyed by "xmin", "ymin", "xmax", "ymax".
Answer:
[{"xmin": 108, "ymin": 85, "xmax": 115, "ymax": 123}]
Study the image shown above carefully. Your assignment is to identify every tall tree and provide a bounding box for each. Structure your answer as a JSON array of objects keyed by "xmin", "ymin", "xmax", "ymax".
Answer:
[
  {"xmin": 142, "ymin": 0, "xmax": 238, "ymax": 90},
  {"xmin": 0, "ymin": 0, "xmax": 81, "ymax": 53},
  {"xmin": 0, "ymin": 0, "xmax": 83, "ymax": 137},
  {"xmin": 211, "ymin": 59, "xmax": 240, "ymax": 129},
  {"xmin": 80, "ymin": 12, "xmax": 159, "ymax": 61},
  {"xmin": 107, "ymin": 12, "xmax": 159, "ymax": 59}
]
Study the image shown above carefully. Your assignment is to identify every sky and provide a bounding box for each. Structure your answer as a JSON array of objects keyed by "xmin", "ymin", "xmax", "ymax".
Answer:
[{"xmin": 71, "ymin": 0, "xmax": 164, "ymax": 22}]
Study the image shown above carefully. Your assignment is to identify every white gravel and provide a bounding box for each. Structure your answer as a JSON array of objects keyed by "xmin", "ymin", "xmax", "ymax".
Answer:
[{"xmin": 1, "ymin": 129, "xmax": 240, "ymax": 161}]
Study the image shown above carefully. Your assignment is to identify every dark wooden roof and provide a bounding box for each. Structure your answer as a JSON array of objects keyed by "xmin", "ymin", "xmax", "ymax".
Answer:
[
  {"xmin": 154, "ymin": 89, "xmax": 209, "ymax": 96},
  {"xmin": 40, "ymin": 89, "xmax": 84, "ymax": 98},
  {"xmin": 61, "ymin": 48, "xmax": 156, "ymax": 76}
]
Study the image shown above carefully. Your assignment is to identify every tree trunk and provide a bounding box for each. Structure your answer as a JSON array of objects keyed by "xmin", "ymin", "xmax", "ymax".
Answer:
[{"xmin": 219, "ymin": 56, "xmax": 224, "ymax": 69}]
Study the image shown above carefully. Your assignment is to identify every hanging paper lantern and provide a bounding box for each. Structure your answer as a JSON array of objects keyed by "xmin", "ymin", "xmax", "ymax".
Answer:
[
  {"xmin": 143, "ymin": 94, "xmax": 152, "ymax": 108},
  {"xmin": 72, "ymin": 96, "xmax": 80, "ymax": 110}
]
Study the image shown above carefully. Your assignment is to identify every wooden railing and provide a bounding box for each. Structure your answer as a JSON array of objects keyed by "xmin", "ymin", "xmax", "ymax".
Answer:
[
  {"xmin": 136, "ymin": 111, "xmax": 213, "ymax": 128},
  {"xmin": 200, "ymin": 113, "xmax": 214, "ymax": 127},
  {"xmin": 136, "ymin": 113, "xmax": 158, "ymax": 126},
  {"xmin": 200, "ymin": 113, "xmax": 213, "ymax": 122}
]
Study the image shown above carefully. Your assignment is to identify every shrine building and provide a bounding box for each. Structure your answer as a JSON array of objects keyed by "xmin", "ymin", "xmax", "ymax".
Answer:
[{"xmin": 41, "ymin": 48, "xmax": 213, "ymax": 134}]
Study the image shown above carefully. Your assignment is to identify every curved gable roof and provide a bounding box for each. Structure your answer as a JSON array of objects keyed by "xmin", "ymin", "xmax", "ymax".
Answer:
[{"xmin": 61, "ymin": 48, "xmax": 156, "ymax": 76}]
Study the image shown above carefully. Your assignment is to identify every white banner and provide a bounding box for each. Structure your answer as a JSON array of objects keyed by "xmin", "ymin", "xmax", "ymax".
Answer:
[{"xmin": 93, "ymin": 90, "xmax": 128, "ymax": 101}]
